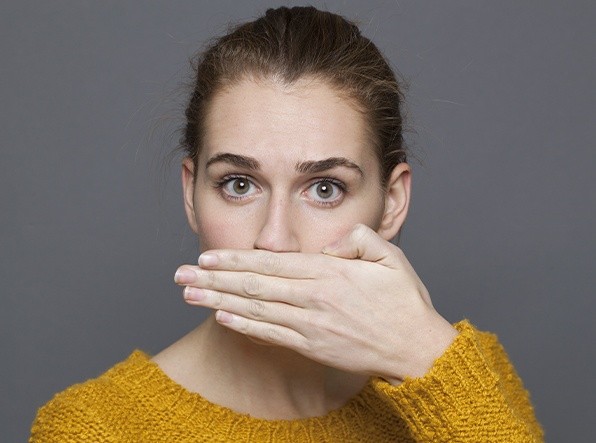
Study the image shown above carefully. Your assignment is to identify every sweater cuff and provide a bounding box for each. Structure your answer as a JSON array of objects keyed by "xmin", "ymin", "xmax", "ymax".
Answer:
[{"xmin": 371, "ymin": 320, "xmax": 508, "ymax": 439}]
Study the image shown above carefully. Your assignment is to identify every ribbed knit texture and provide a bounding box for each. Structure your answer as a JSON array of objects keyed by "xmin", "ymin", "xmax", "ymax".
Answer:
[{"xmin": 30, "ymin": 320, "xmax": 543, "ymax": 442}]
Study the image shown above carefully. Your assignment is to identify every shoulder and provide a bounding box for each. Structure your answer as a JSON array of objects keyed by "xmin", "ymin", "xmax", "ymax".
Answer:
[{"xmin": 29, "ymin": 350, "xmax": 149, "ymax": 443}]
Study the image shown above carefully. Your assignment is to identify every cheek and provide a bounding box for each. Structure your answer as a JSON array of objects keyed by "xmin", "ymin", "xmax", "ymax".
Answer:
[
  {"xmin": 193, "ymin": 185, "xmax": 264, "ymax": 251},
  {"xmin": 191, "ymin": 184, "xmax": 386, "ymax": 253},
  {"xmin": 195, "ymin": 209, "xmax": 258, "ymax": 252},
  {"xmin": 297, "ymin": 197, "xmax": 385, "ymax": 253}
]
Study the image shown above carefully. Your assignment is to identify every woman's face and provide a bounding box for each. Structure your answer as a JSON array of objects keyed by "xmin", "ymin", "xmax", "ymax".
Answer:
[{"xmin": 183, "ymin": 77, "xmax": 409, "ymax": 253}]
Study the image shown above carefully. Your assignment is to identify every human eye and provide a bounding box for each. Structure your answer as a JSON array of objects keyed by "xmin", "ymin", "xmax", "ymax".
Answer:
[
  {"xmin": 304, "ymin": 178, "xmax": 346, "ymax": 207},
  {"xmin": 214, "ymin": 175, "xmax": 259, "ymax": 201}
]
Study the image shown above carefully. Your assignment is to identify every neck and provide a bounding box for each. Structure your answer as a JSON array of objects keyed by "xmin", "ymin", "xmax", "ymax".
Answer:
[{"xmin": 153, "ymin": 315, "xmax": 368, "ymax": 419}]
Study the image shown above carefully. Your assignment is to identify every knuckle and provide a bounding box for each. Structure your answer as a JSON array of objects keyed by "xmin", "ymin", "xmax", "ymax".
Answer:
[
  {"xmin": 316, "ymin": 262, "xmax": 336, "ymax": 279},
  {"xmin": 304, "ymin": 311, "xmax": 321, "ymax": 329},
  {"xmin": 300, "ymin": 281, "xmax": 320, "ymax": 303},
  {"xmin": 243, "ymin": 273, "xmax": 261, "ymax": 297},
  {"xmin": 306, "ymin": 290, "xmax": 320, "ymax": 306},
  {"xmin": 260, "ymin": 253, "xmax": 281, "ymax": 275},
  {"xmin": 308, "ymin": 289, "xmax": 328, "ymax": 308},
  {"xmin": 205, "ymin": 270, "xmax": 216, "ymax": 287},
  {"xmin": 248, "ymin": 299, "xmax": 265, "ymax": 318},
  {"xmin": 351, "ymin": 223, "xmax": 369, "ymax": 242},
  {"xmin": 229, "ymin": 252, "xmax": 239, "ymax": 270},
  {"xmin": 212, "ymin": 291, "xmax": 223, "ymax": 308},
  {"xmin": 337, "ymin": 263, "xmax": 354, "ymax": 282},
  {"xmin": 297, "ymin": 339, "xmax": 310, "ymax": 353},
  {"xmin": 265, "ymin": 327, "xmax": 281, "ymax": 344},
  {"xmin": 239, "ymin": 320, "xmax": 250, "ymax": 335}
]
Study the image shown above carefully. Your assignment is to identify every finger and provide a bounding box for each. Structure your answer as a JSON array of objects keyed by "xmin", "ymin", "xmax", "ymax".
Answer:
[
  {"xmin": 321, "ymin": 223, "xmax": 401, "ymax": 269},
  {"xmin": 197, "ymin": 249, "xmax": 327, "ymax": 278},
  {"xmin": 214, "ymin": 310, "xmax": 307, "ymax": 350},
  {"xmin": 177, "ymin": 267, "xmax": 309, "ymax": 305},
  {"xmin": 184, "ymin": 287, "xmax": 304, "ymax": 328}
]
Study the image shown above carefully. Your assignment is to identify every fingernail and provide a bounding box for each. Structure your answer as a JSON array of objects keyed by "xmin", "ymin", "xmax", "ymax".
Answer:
[
  {"xmin": 215, "ymin": 310, "xmax": 233, "ymax": 324},
  {"xmin": 199, "ymin": 253, "xmax": 218, "ymax": 268},
  {"xmin": 184, "ymin": 287, "xmax": 205, "ymax": 301},
  {"xmin": 174, "ymin": 268, "xmax": 195, "ymax": 284},
  {"xmin": 322, "ymin": 240, "xmax": 340, "ymax": 254}
]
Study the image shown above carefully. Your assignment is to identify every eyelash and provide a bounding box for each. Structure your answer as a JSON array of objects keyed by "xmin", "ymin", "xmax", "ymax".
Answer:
[
  {"xmin": 306, "ymin": 177, "xmax": 347, "ymax": 207},
  {"xmin": 213, "ymin": 174, "xmax": 256, "ymax": 202},
  {"xmin": 213, "ymin": 175, "xmax": 347, "ymax": 207}
]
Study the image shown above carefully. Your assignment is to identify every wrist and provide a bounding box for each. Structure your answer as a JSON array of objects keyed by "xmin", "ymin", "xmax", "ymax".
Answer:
[{"xmin": 383, "ymin": 314, "xmax": 459, "ymax": 382}]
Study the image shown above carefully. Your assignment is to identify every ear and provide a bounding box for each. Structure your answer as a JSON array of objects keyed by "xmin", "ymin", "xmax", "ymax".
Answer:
[
  {"xmin": 377, "ymin": 162, "xmax": 412, "ymax": 241},
  {"xmin": 181, "ymin": 158, "xmax": 199, "ymax": 234}
]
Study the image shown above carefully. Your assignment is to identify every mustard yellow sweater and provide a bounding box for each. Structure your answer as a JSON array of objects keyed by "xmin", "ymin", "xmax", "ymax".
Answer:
[{"xmin": 30, "ymin": 321, "xmax": 543, "ymax": 442}]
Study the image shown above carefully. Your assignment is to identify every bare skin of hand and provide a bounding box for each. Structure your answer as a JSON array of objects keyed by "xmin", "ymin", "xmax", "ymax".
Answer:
[{"xmin": 174, "ymin": 224, "xmax": 458, "ymax": 384}]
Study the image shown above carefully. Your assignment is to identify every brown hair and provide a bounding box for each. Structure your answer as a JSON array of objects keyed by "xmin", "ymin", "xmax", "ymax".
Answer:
[{"xmin": 182, "ymin": 6, "xmax": 407, "ymax": 186}]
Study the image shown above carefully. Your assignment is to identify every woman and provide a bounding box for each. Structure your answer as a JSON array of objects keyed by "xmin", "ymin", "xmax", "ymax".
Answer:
[{"xmin": 30, "ymin": 6, "xmax": 543, "ymax": 442}]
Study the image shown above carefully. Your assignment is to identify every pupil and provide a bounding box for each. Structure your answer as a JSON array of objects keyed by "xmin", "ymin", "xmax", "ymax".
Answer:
[
  {"xmin": 233, "ymin": 179, "xmax": 248, "ymax": 194},
  {"xmin": 317, "ymin": 182, "xmax": 333, "ymax": 199}
]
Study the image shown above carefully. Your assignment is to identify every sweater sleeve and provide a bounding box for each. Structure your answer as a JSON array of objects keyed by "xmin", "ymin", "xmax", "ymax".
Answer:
[{"xmin": 370, "ymin": 320, "xmax": 544, "ymax": 442}]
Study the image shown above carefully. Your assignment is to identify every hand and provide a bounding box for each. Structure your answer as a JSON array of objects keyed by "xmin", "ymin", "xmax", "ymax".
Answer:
[{"xmin": 174, "ymin": 224, "xmax": 458, "ymax": 383}]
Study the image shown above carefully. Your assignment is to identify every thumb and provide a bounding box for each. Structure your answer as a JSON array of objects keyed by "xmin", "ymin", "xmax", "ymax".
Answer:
[{"xmin": 322, "ymin": 224, "xmax": 400, "ymax": 269}]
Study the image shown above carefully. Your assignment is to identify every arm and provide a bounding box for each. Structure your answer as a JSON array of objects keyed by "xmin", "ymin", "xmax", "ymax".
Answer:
[
  {"xmin": 372, "ymin": 320, "xmax": 544, "ymax": 442},
  {"xmin": 175, "ymin": 224, "xmax": 543, "ymax": 440}
]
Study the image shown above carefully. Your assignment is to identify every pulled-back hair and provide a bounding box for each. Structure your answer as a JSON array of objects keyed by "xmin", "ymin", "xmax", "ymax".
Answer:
[{"xmin": 182, "ymin": 6, "xmax": 407, "ymax": 185}]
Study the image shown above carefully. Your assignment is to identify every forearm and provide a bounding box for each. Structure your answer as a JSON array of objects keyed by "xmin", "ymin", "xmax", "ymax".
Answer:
[{"xmin": 372, "ymin": 320, "xmax": 544, "ymax": 442}]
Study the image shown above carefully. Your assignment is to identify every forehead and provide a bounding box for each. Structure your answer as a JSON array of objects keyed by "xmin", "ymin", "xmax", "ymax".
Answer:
[{"xmin": 202, "ymin": 77, "xmax": 378, "ymax": 171}]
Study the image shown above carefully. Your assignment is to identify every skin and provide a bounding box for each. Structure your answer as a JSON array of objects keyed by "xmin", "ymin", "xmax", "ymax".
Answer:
[{"xmin": 155, "ymin": 77, "xmax": 458, "ymax": 419}]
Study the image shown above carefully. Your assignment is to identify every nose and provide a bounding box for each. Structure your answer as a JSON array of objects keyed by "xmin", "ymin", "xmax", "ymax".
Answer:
[{"xmin": 253, "ymin": 196, "xmax": 300, "ymax": 252}]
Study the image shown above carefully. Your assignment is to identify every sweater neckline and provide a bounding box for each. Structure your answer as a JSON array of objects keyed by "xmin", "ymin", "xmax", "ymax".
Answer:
[{"xmin": 119, "ymin": 349, "xmax": 381, "ymax": 427}]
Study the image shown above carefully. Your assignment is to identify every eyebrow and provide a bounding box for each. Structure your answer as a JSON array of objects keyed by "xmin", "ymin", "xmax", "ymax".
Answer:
[
  {"xmin": 205, "ymin": 152, "xmax": 364, "ymax": 177},
  {"xmin": 205, "ymin": 153, "xmax": 260, "ymax": 170},
  {"xmin": 296, "ymin": 157, "xmax": 364, "ymax": 178}
]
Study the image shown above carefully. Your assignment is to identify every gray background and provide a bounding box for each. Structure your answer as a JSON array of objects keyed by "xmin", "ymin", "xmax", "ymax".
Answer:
[{"xmin": 2, "ymin": 1, "xmax": 594, "ymax": 441}]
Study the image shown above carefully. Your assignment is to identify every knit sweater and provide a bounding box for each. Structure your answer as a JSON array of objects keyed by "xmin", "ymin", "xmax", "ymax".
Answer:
[{"xmin": 29, "ymin": 320, "xmax": 543, "ymax": 442}]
